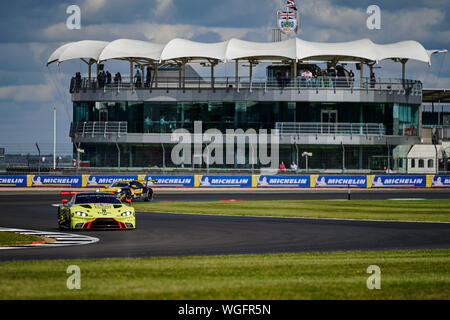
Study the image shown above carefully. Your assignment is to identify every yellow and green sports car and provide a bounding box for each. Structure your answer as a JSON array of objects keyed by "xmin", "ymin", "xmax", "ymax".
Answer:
[{"xmin": 58, "ymin": 192, "xmax": 135, "ymax": 230}]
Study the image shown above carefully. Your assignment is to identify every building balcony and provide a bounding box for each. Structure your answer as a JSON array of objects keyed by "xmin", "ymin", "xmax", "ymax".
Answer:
[
  {"xmin": 70, "ymin": 121, "xmax": 420, "ymax": 146},
  {"xmin": 70, "ymin": 76, "xmax": 423, "ymax": 105}
]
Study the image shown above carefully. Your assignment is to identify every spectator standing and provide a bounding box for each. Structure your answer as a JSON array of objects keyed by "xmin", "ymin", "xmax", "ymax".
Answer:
[
  {"xmin": 135, "ymin": 70, "xmax": 142, "ymax": 88},
  {"xmin": 370, "ymin": 72, "xmax": 376, "ymax": 88},
  {"xmin": 290, "ymin": 162, "xmax": 298, "ymax": 171},
  {"xmin": 306, "ymin": 69, "xmax": 313, "ymax": 87},
  {"xmin": 349, "ymin": 69, "xmax": 355, "ymax": 88},
  {"xmin": 106, "ymin": 71, "xmax": 112, "ymax": 85},
  {"xmin": 145, "ymin": 67, "xmax": 152, "ymax": 88},
  {"xmin": 313, "ymin": 69, "xmax": 319, "ymax": 87},
  {"xmin": 301, "ymin": 69, "xmax": 307, "ymax": 87},
  {"xmin": 279, "ymin": 161, "xmax": 286, "ymax": 171}
]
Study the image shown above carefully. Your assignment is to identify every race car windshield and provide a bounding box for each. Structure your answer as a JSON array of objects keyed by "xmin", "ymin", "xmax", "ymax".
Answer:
[
  {"xmin": 111, "ymin": 182, "xmax": 129, "ymax": 187},
  {"xmin": 75, "ymin": 194, "xmax": 122, "ymax": 204}
]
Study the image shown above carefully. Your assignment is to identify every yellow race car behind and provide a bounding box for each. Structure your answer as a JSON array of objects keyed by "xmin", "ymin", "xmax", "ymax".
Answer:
[{"xmin": 101, "ymin": 180, "xmax": 154, "ymax": 202}]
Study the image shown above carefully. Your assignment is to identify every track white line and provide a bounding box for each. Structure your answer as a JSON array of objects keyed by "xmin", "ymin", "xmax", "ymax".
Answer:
[{"xmin": 0, "ymin": 227, "xmax": 99, "ymax": 250}]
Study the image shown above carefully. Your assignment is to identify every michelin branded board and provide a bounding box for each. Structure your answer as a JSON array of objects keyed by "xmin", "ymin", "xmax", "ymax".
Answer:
[
  {"xmin": 368, "ymin": 175, "xmax": 427, "ymax": 188},
  {"xmin": 0, "ymin": 175, "xmax": 28, "ymax": 187},
  {"xmin": 83, "ymin": 175, "xmax": 138, "ymax": 187},
  {"xmin": 198, "ymin": 175, "xmax": 252, "ymax": 187},
  {"xmin": 256, "ymin": 175, "xmax": 310, "ymax": 187},
  {"xmin": 30, "ymin": 175, "xmax": 82, "ymax": 187},
  {"xmin": 431, "ymin": 175, "xmax": 450, "ymax": 187},
  {"xmin": 312, "ymin": 175, "xmax": 367, "ymax": 188},
  {"xmin": 0, "ymin": 174, "xmax": 447, "ymax": 188},
  {"xmin": 144, "ymin": 175, "xmax": 195, "ymax": 187}
]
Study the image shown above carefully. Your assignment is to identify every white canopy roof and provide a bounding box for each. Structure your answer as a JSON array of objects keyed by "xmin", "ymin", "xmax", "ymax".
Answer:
[
  {"xmin": 47, "ymin": 37, "xmax": 445, "ymax": 66},
  {"xmin": 98, "ymin": 39, "xmax": 165, "ymax": 62}
]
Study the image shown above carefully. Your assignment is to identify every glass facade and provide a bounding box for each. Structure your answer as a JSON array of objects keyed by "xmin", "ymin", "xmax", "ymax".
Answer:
[
  {"xmin": 76, "ymin": 143, "xmax": 401, "ymax": 171},
  {"xmin": 74, "ymin": 101, "xmax": 420, "ymax": 136}
]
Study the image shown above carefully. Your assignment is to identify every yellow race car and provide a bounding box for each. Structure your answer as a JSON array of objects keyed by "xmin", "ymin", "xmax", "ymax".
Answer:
[
  {"xmin": 101, "ymin": 180, "xmax": 154, "ymax": 202},
  {"xmin": 58, "ymin": 192, "xmax": 135, "ymax": 230}
]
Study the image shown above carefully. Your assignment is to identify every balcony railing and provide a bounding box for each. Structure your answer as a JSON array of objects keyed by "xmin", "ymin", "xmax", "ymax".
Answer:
[
  {"xmin": 275, "ymin": 122, "xmax": 386, "ymax": 135},
  {"xmin": 70, "ymin": 122, "xmax": 128, "ymax": 138},
  {"xmin": 70, "ymin": 76, "xmax": 422, "ymax": 95}
]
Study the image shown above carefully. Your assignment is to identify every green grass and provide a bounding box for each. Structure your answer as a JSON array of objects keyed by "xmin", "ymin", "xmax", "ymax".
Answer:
[
  {"xmin": 133, "ymin": 200, "xmax": 450, "ymax": 222},
  {"xmin": 0, "ymin": 249, "xmax": 449, "ymax": 299},
  {"xmin": 0, "ymin": 232, "xmax": 49, "ymax": 246}
]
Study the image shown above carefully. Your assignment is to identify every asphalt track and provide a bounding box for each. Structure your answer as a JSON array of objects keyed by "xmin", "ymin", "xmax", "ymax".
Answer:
[{"xmin": 1, "ymin": 189, "xmax": 450, "ymax": 261}]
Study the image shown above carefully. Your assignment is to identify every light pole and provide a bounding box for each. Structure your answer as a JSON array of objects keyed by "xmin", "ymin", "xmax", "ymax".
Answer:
[
  {"xmin": 302, "ymin": 152, "xmax": 312, "ymax": 173},
  {"xmin": 53, "ymin": 106, "xmax": 56, "ymax": 170}
]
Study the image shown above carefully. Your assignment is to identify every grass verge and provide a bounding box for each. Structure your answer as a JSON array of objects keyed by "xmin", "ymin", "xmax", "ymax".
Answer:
[
  {"xmin": 0, "ymin": 249, "xmax": 449, "ymax": 299},
  {"xmin": 0, "ymin": 232, "xmax": 52, "ymax": 247},
  {"xmin": 133, "ymin": 200, "xmax": 450, "ymax": 222}
]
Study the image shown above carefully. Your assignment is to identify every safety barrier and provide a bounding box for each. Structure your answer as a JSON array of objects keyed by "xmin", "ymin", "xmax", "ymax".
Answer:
[{"xmin": 1, "ymin": 174, "xmax": 450, "ymax": 188}]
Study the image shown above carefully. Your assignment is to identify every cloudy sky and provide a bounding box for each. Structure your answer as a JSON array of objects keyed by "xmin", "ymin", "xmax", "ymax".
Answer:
[{"xmin": 0, "ymin": 0, "xmax": 449, "ymax": 153}]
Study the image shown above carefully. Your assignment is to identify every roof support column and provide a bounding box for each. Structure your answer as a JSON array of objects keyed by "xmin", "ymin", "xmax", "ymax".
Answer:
[
  {"xmin": 88, "ymin": 62, "xmax": 92, "ymax": 88},
  {"xmin": 359, "ymin": 61, "xmax": 364, "ymax": 88},
  {"xmin": 183, "ymin": 60, "xmax": 186, "ymax": 88},
  {"xmin": 153, "ymin": 62, "xmax": 159, "ymax": 88},
  {"xmin": 293, "ymin": 60, "xmax": 297, "ymax": 87},
  {"xmin": 401, "ymin": 59, "xmax": 408, "ymax": 81},
  {"xmin": 235, "ymin": 59, "xmax": 239, "ymax": 89},
  {"xmin": 130, "ymin": 59, "xmax": 134, "ymax": 89},
  {"xmin": 249, "ymin": 60, "xmax": 253, "ymax": 84},
  {"xmin": 211, "ymin": 63, "xmax": 215, "ymax": 89}
]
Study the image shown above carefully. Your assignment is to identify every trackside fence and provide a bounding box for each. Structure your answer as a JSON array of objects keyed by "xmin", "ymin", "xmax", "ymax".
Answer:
[{"xmin": 0, "ymin": 174, "xmax": 449, "ymax": 188}]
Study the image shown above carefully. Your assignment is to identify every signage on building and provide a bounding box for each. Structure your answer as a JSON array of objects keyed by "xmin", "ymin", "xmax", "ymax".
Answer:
[{"xmin": 277, "ymin": 1, "xmax": 299, "ymax": 35}]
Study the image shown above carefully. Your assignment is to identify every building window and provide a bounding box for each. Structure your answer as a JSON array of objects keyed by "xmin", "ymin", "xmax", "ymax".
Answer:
[
  {"xmin": 411, "ymin": 159, "xmax": 415, "ymax": 168},
  {"xmin": 418, "ymin": 159, "xmax": 425, "ymax": 168},
  {"xmin": 428, "ymin": 159, "xmax": 434, "ymax": 168}
]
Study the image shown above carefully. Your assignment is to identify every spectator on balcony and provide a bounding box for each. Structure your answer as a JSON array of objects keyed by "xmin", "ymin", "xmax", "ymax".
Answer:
[
  {"xmin": 279, "ymin": 161, "xmax": 286, "ymax": 171},
  {"xmin": 306, "ymin": 69, "xmax": 313, "ymax": 87},
  {"xmin": 144, "ymin": 116, "xmax": 152, "ymax": 133},
  {"xmin": 300, "ymin": 69, "xmax": 307, "ymax": 87},
  {"xmin": 145, "ymin": 67, "xmax": 152, "ymax": 88},
  {"xmin": 323, "ymin": 70, "xmax": 329, "ymax": 87},
  {"xmin": 370, "ymin": 72, "xmax": 376, "ymax": 88},
  {"xmin": 134, "ymin": 70, "xmax": 142, "ymax": 88},
  {"xmin": 70, "ymin": 76, "xmax": 75, "ymax": 93},
  {"xmin": 75, "ymin": 72, "xmax": 82, "ymax": 88},
  {"xmin": 290, "ymin": 162, "xmax": 298, "ymax": 171},
  {"xmin": 106, "ymin": 71, "xmax": 112, "ymax": 85},
  {"xmin": 349, "ymin": 69, "xmax": 355, "ymax": 88},
  {"xmin": 97, "ymin": 71, "xmax": 106, "ymax": 88},
  {"xmin": 114, "ymin": 72, "xmax": 122, "ymax": 85},
  {"xmin": 160, "ymin": 116, "xmax": 167, "ymax": 133},
  {"xmin": 313, "ymin": 69, "xmax": 319, "ymax": 87},
  {"xmin": 275, "ymin": 70, "xmax": 282, "ymax": 87},
  {"xmin": 282, "ymin": 69, "xmax": 289, "ymax": 87}
]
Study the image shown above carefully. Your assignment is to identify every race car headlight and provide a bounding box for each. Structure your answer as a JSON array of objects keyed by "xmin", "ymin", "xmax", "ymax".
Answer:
[
  {"xmin": 116, "ymin": 188, "xmax": 122, "ymax": 193},
  {"xmin": 76, "ymin": 211, "xmax": 89, "ymax": 217},
  {"xmin": 121, "ymin": 211, "xmax": 132, "ymax": 217}
]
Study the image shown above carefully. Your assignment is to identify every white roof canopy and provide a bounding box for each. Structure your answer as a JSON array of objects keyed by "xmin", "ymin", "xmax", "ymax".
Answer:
[{"xmin": 47, "ymin": 37, "xmax": 446, "ymax": 66}]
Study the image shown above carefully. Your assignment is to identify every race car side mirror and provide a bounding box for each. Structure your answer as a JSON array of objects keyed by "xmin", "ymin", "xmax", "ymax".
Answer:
[
  {"xmin": 62, "ymin": 199, "xmax": 68, "ymax": 204},
  {"xmin": 125, "ymin": 199, "xmax": 132, "ymax": 204}
]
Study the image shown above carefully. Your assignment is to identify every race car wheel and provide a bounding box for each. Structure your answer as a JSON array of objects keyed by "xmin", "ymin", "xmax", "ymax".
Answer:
[{"xmin": 144, "ymin": 189, "xmax": 152, "ymax": 202}]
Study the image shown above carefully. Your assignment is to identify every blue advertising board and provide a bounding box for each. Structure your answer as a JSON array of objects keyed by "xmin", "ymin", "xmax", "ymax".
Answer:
[
  {"xmin": 30, "ymin": 175, "xmax": 82, "ymax": 187},
  {"xmin": 198, "ymin": 175, "xmax": 252, "ymax": 187},
  {"xmin": 256, "ymin": 175, "xmax": 310, "ymax": 187},
  {"xmin": 0, "ymin": 175, "xmax": 27, "ymax": 187},
  {"xmin": 84, "ymin": 175, "xmax": 139, "ymax": 187},
  {"xmin": 430, "ymin": 175, "xmax": 450, "ymax": 187},
  {"xmin": 144, "ymin": 175, "xmax": 195, "ymax": 187},
  {"xmin": 369, "ymin": 175, "xmax": 427, "ymax": 188},
  {"xmin": 313, "ymin": 175, "xmax": 367, "ymax": 188}
]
